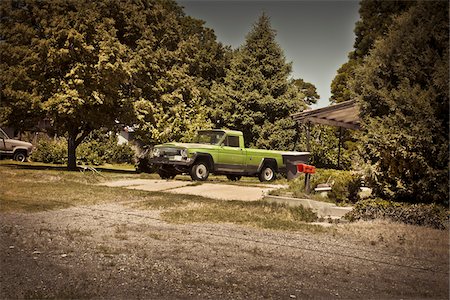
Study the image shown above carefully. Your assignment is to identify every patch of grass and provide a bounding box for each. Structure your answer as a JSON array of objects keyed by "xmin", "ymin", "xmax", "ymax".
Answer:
[
  {"xmin": 0, "ymin": 165, "xmax": 157, "ymax": 212},
  {"xmin": 160, "ymin": 200, "xmax": 323, "ymax": 232}
]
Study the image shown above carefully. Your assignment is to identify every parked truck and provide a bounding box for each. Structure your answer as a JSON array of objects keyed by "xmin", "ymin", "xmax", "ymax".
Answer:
[
  {"xmin": 149, "ymin": 129, "xmax": 309, "ymax": 182},
  {"xmin": 0, "ymin": 128, "xmax": 33, "ymax": 162}
]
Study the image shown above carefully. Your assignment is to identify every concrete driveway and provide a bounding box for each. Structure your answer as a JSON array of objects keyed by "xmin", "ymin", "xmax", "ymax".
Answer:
[{"xmin": 101, "ymin": 179, "xmax": 283, "ymax": 201}]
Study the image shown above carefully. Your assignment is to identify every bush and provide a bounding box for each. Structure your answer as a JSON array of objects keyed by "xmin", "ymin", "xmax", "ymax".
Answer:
[
  {"xmin": 31, "ymin": 137, "xmax": 67, "ymax": 164},
  {"xmin": 31, "ymin": 131, "xmax": 135, "ymax": 166},
  {"xmin": 77, "ymin": 132, "xmax": 135, "ymax": 165},
  {"xmin": 345, "ymin": 199, "xmax": 449, "ymax": 230},
  {"xmin": 288, "ymin": 168, "xmax": 362, "ymax": 204}
]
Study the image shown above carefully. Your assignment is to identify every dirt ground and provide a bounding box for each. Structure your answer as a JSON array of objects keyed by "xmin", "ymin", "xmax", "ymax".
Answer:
[{"xmin": 1, "ymin": 201, "xmax": 448, "ymax": 299}]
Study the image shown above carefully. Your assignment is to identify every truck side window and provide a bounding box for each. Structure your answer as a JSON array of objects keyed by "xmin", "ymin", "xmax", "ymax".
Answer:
[{"xmin": 227, "ymin": 136, "xmax": 240, "ymax": 148}]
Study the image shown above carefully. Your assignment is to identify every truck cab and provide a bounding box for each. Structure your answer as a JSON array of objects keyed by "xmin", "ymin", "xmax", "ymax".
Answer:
[{"xmin": 0, "ymin": 128, "xmax": 33, "ymax": 162}]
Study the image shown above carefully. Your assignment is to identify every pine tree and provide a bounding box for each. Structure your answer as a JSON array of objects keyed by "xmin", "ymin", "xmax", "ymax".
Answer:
[{"xmin": 209, "ymin": 14, "xmax": 309, "ymax": 150}]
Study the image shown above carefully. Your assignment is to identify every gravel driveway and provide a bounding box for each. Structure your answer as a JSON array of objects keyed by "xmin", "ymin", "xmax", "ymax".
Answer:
[{"xmin": 1, "ymin": 201, "xmax": 448, "ymax": 299}]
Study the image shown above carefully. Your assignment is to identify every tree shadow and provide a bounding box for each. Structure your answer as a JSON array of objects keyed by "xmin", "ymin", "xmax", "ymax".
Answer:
[{"xmin": 1, "ymin": 162, "xmax": 137, "ymax": 174}]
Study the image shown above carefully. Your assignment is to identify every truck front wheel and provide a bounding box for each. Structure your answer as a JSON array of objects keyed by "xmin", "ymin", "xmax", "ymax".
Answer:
[
  {"xmin": 13, "ymin": 151, "xmax": 27, "ymax": 162},
  {"xmin": 190, "ymin": 161, "xmax": 210, "ymax": 181},
  {"xmin": 259, "ymin": 166, "xmax": 275, "ymax": 182}
]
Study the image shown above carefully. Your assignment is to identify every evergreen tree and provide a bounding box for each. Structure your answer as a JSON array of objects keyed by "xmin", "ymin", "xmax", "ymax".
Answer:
[
  {"xmin": 331, "ymin": 0, "xmax": 412, "ymax": 103},
  {"xmin": 209, "ymin": 14, "xmax": 309, "ymax": 150},
  {"xmin": 352, "ymin": 1, "xmax": 449, "ymax": 204}
]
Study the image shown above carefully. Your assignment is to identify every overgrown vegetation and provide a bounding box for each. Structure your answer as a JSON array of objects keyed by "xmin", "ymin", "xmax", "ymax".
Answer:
[
  {"xmin": 272, "ymin": 168, "xmax": 362, "ymax": 205},
  {"xmin": 332, "ymin": 0, "xmax": 449, "ymax": 204},
  {"xmin": 345, "ymin": 199, "xmax": 449, "ymax": 230},
  {"xmin": 31, "ymin": 131, "xmax": 135, "ymax": 165}
]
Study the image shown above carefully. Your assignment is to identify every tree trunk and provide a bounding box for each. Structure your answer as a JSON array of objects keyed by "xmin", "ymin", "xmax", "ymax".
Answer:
[{"xmin": 67, "ymin": 133, "xmax": 77, "ymax": 171}]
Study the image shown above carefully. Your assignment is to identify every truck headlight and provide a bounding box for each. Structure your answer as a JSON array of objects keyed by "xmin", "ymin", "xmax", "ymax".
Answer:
[{"xmin": 180, "ymin": 149, "xmax": 188, "ymax": 158}]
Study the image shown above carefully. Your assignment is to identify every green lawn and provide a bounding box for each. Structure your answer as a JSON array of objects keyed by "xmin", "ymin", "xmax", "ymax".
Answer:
[{"xmin": 0, "ymin": 163, "xmax": 322, "ymax": 232}]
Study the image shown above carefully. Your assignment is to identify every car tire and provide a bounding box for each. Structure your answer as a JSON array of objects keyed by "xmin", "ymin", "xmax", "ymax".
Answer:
[
  {"xmin": 226, "ymin": 175, "xmax": 242, "ymax": 181},
  {"xmin": 259, "ymin": 165, "xmax": 275, "ymax": 182},
  {"xmin": 13, "ymin": 151, "xmax": 27, "ymax": 162},
  {"xmin": 190, "ymin": 161, "xmax": 210, "ymax": 181}
]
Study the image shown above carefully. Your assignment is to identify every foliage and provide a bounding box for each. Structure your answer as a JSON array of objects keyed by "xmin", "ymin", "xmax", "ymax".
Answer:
[
  {"xmin": 292, "ymin": 78, "xmax": 319, "ymax": 105},
  {"xmin": 208, "ymin": 14, "xmax": 310, "ymax": 150},
  {"xmin": 128, "ymin": 1, "xmax": 230, "ymax": 145},
  {"xmin": 297, "ymin": 125, "xmax": 354, "ymax": 169},
  {"xmin": 352, "ymin": 1, "xmax": 449, "ymax": 204},
  {"xmin": 77, "ymin": 131, "xmax": 135, "ymax": 165},
  {"xmin": 345, "ymin": 199, "xmax": 449, "ymax": 230},
  {"xmin": 32, "ymin": 131, "xmax": 135, "ymax": 165},
  {"xmin": 0, "ymin": 0, "xmax": 228, "ymax": 169},
  {"xmin": 330, "ymin": 0, "xmax": 413, "ymax": 103},
  {"xmin": 286, "ymin": 168, "xmax": 362, "ymax": 204},
  {"xmin": 31, "ymin": 137, "xmax": 68, "ymax": 164}
]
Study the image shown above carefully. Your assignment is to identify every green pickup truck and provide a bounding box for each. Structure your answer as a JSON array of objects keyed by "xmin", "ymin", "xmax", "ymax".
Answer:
[{"xmin": 149, "ymin": 129, "xmax": 309, "ymax": 182}]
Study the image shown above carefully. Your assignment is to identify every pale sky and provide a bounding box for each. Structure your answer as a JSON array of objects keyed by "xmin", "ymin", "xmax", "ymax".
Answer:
[{"xmin": 178, "ymin": 0, "xmax": 360, "ymax": 108}]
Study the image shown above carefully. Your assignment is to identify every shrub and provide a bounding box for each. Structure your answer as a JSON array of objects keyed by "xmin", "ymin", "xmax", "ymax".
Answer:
[
  {"xmin": 77, "ymin": 132, "xmax": 135, "ymax": 165},
  {"xmin": 288, "ymin": 168, "xmax": 362, "ymax": 204},
  {"xmin": 31, "ymin": 137, "xmax": 67, "ymax": 164},
  {"xmin": 31, "ymin": 131, "xmax": 135, "ymax": 166},
  {"xmin": 345, "ymin": 199, "xmax": 449, "ymax": 230}
]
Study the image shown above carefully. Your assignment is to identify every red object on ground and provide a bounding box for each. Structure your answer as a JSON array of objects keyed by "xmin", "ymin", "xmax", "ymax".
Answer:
[{"xmin": 297, "ymin": 163, "xmax": 316, "ymax": 174}]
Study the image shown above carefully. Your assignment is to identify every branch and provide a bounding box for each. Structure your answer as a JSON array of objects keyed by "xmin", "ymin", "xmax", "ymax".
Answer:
[{"xmin": 74, "ymin": 129, "xmax": 91, "ymax": 147}]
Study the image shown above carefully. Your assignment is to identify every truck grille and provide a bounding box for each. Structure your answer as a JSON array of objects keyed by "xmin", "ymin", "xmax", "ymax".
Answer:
[{"xmin": 158, "ymin": 148, "xmax": 181, "ymax": 157}]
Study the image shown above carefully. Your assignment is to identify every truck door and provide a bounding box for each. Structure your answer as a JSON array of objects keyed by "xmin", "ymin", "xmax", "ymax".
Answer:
[
  {"xmin": 217, "ymin": 135, "xmax": 246, "ymax": 173},
  {"xmin": 0, "ymin": 129, "xmax": 9, "ymax": 152}
]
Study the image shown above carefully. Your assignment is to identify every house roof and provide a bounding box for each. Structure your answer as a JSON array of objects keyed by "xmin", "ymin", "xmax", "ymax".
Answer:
[{"xmin": 291, "ymin": 100, "xmax": 361, "ymax": 130}]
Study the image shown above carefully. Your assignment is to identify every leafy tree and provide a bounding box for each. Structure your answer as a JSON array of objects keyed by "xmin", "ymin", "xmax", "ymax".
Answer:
[
  {"xmin": 0, "ymin": 0, "xmax": 228, "ymax": 169},
  {"xmin": 111, "ymin": 0, "xmax": 229, "ymax": 145},
  {"xmin": 352, "ymin": 1, "xmax": 449, "ymax": 204},
  {"xmin": 331, "ymin": 0, "xmax": 412, "ymax": 103},
  {"xmin": 292, "ymin": 78, "xmax": 319, "ymax": 105},
  {"xmin": 209, "ymin": 14, "xmax": 309, "ymax": 150},
  {"xmin": 1, "ymin": 0, "xmax": 134, "ymax": 170}
]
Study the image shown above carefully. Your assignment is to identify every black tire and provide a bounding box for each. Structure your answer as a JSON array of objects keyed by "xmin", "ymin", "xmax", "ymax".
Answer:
[
  {"xmin": 13, "ymin": 151, "xmax": 27, "ymax": 162},
  {"xmin": 190, "ymin": 161, "xmax": 210, "ymax": 181},
  {"xmin": 226, "ymin": 175, "xmax": 242, "ymax": 181},
  {"xmin": 157, "ymin": 168, "xmax": 176, "ymax": 180},
  {"xmin": 258, "ymin": 165, "xmax": 275, "ymax": 182}
]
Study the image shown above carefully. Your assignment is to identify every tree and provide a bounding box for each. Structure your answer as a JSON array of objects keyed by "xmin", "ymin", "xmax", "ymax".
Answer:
[
  {"xmin": 0, "ymin": 0, "xmax": 228, "ymax": 169},
  {"xmin": 1, "ymin": 0, "xmax": 134, "ymax": 170},
  {"xmin": 209, "ymin": 14, "xmax": 310, "ymax": 150},
  {"xmin": 352, "ymin": 1, "xmax": 449, "ymax": 204},
  {"xmin": 330, "ymin": 0, "xmax": 413, "ymax": 103},
  {"xmin": 292, "ymin": 78, "xmax": 319, "ymax": 105}
]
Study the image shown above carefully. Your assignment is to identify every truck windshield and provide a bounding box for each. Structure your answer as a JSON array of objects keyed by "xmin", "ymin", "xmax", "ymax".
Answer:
[{"xmin": 194, "ymin": 131, "xmax": 224, "ymax": 145}]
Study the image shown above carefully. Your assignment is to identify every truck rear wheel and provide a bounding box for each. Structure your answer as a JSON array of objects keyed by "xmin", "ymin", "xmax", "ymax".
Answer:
[
  {"xmin": 259, "ymin": 165, "xmax": 275, "ymax": 182},
  {"xmin": 190, "ymin": 161, "xmax": 209, "ymax": 181}
]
